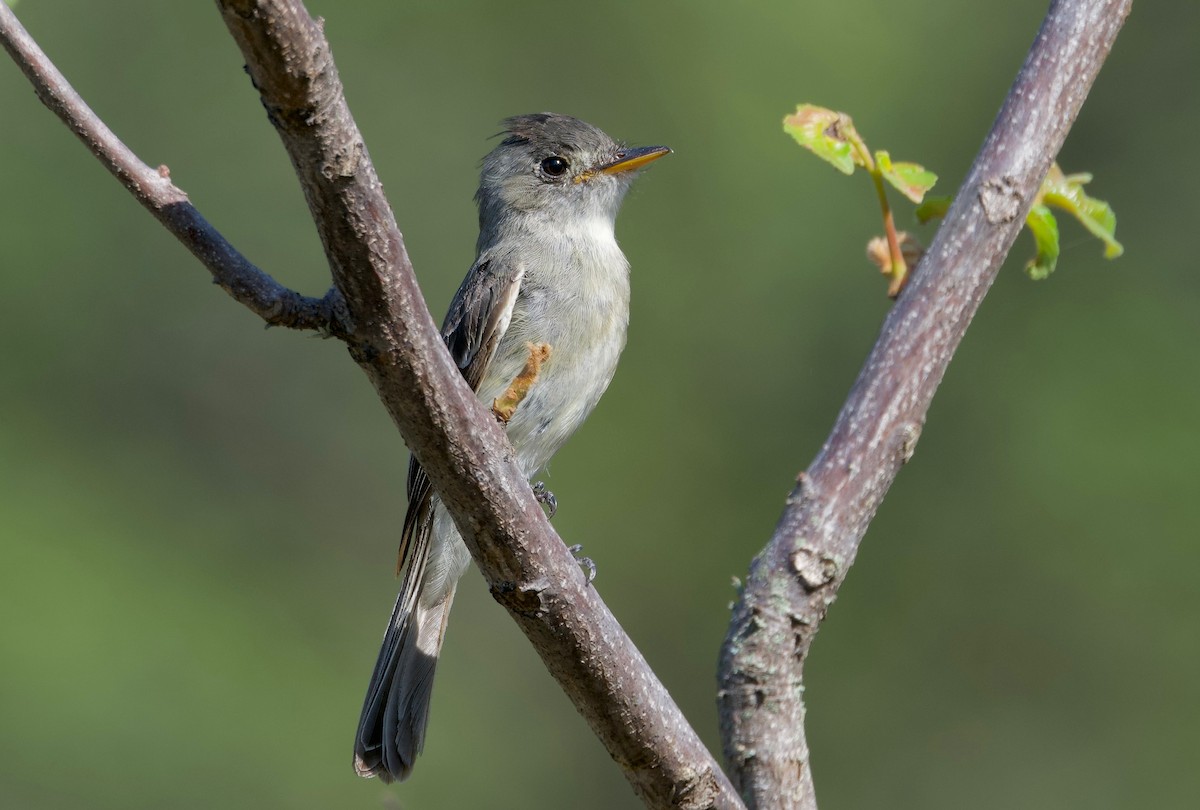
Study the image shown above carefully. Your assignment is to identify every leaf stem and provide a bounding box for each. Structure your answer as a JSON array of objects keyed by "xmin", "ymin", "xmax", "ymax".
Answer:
[{"xmin": 869, "ymin": 169, "xmax": 907, "ymax": 296}]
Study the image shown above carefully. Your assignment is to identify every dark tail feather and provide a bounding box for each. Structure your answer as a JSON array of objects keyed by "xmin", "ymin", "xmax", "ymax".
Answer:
[{"xmin": 354, "ymin": 583, "xmax": 455, "ymax": 782}]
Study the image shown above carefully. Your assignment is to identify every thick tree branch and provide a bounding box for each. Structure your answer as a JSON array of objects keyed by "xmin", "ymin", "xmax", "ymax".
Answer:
[
  {"xmin": 214, "ymin": 5, "xmax": 741, "ymax": 806},
  {"xmin": 717, "ymin": 1, "xmax": 1132, "ymax": 808},
  {"xmin": 0, "ymin": 3, "xmax": 337, "ymax": 333},
  {"xmin": 0, "ymin": 1, "xmax": 741, "ymax": 806},
  {"xmin": 213, "ymin": 3, "xmax": 742, "ymax": 806}
]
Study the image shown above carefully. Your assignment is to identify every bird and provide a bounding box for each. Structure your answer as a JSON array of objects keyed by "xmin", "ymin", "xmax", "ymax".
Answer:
[{"xmin": 353, "ymin": 113, "xmax": 670, "ymax": 782}]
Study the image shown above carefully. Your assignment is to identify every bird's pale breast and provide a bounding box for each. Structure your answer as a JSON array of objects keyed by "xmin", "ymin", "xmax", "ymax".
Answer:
[{"xmin": 477, "ymin": 217, "xmax": 631, "ymax": 477}]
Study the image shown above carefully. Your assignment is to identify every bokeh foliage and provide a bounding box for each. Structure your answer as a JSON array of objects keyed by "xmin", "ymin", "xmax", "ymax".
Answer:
[{"xmin": 1, "ymin": 1, "xmax": 1197, "ymax": 808}]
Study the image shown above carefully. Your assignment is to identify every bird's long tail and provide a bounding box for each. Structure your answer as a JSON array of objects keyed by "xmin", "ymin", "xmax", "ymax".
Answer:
[{"xmin": 354, "ymin": 551, "xmax": 457, "ymax": 782}]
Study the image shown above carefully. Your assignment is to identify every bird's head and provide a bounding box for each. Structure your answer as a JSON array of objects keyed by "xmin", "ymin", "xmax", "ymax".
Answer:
[{"xmin": 476, "ymin": 113, "xmax": 670, "ymax": 230}]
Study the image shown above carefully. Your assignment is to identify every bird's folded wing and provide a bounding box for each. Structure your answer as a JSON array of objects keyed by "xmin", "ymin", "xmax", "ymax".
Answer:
[{"xmin": 395, "ymin": 255, "xmax": 524, "ymax": 574}]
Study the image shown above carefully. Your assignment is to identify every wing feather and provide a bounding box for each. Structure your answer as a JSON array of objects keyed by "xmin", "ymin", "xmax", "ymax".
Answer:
[{"xmin": 394, "ymin": 256, "xmax": 523, "ymax": 575}]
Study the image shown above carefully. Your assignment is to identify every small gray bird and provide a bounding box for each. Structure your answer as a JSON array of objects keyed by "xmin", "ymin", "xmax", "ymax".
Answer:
[{"xmin": 353, "ymin": 113, "xmax": 669, "ymax": 782}]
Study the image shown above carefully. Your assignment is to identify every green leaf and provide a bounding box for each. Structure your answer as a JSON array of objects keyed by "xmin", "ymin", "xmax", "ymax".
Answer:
[
  {"xmin": 1024, "ymin": 203, "xmax": 1060, "ymax": 280},
  {"xmin": 876, "ymin": 150, "xmax": 938, "ymax": 203},
  {"xmin": 783, "ymin": 105, "xmax": 870, "ymax": 175},
  {"xmin": 915, "ymin": 195, "xmax": 952, "ymax": 223},
  {"xmin": 1039, "ymin": 163, "xmax": 1124, "ymax": 260}
]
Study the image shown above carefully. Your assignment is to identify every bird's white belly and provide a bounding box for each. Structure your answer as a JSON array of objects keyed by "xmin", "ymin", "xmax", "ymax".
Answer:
[{"xmin": 477, "ymin": 244, "xmax": 630, "ymax": 477}]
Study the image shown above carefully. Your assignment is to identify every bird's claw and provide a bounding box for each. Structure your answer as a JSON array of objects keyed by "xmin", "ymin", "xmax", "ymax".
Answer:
[
  {"xmin": 568, "ymin": 544, "xmax": 597, "ymax": 584},
  {"xmin": 529, "ymin": 483, "xmax": 590, "ymax": 581},
  {"xmin": 532, "ymin": 481, "xmax": 557, "ymax": 519}
]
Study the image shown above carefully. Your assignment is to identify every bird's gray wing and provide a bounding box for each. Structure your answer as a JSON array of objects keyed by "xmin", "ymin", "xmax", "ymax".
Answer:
[
  {"xmin": 395, "ymin": 255, "xmax": 524, "ymax": 574},
  {"xmin": 440, "ymin": 256, "xmax": 526, "ymax": 392}
]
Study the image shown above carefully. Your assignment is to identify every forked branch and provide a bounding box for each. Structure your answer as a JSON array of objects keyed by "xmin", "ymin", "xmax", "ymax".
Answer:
[{"xmin": 1, "ymin": 1, "xmax": 742, "ymax": 806}]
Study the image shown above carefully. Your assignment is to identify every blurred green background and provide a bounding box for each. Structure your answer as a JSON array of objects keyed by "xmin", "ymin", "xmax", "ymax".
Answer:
[{"xmin": 2, "ymin": 1, "xmax": 1196, "ymax": 808}]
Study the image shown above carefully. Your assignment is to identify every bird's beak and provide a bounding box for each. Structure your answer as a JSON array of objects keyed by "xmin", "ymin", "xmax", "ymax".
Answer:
[
  {"xmin": 577, "ymin": 145, "xmax": 671, "ymax": 182},
  {"xmin": 599, "ymin": 145, "xmax": 672, "ymax": 174}
]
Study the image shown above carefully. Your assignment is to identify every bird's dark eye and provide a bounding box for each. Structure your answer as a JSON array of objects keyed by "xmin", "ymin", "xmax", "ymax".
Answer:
[{"xmin": 540, "ymin": 156, "xmax": 569, "ymax": 177}]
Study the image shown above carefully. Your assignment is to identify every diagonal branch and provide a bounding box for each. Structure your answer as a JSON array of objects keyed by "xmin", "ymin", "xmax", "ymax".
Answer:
[
  {"xmin": 213, "ymin": 4, "xmax": 743, "ymax": 805},
  {"xmin": 0, "ymin": 1, "xmax": 742, "ymax": 806},
  {"xmin": 0, "ymin": 2, "xmax": 338, "ymax": 333},
  {"xmin": 717, "ymin": 0, "xmax": 1132, "ymax": 807}
]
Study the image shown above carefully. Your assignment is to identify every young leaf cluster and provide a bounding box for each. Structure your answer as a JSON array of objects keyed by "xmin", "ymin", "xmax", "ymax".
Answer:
[{"xmin": 785, "ymin": 103, "xmax": 1122, "ymax": 293}]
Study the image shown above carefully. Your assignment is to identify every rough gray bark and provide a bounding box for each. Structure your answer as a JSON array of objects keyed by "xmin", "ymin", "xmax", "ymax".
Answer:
[
  {"xmin": 0, "ymin": 1, "xmax": 741, "ymax": 807},
  {"xmin": 716, "ymin": 1, "xmax": 1133, "ymax": 808}
]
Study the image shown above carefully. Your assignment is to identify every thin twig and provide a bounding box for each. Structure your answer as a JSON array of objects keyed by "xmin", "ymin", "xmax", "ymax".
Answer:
[
  {"xmin": 717, "ymin": 1, "xmax": 1132, "ymax": 808},
  {"xmin": 0, "ymin": 2, "xmax": 338, "ymax": 333}
]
